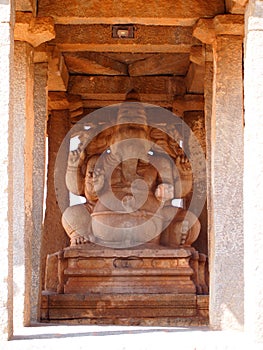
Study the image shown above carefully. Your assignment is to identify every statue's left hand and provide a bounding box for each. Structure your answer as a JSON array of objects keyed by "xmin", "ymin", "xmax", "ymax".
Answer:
[{"xmin": 155, "ymin": 183, "xmax": 174, "ymax": 202}]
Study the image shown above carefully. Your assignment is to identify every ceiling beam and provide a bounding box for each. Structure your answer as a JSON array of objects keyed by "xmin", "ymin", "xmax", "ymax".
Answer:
[
  {"xmin": 68, "ymin": 75, "xmax": 186, "ymax": 102},
  {"xmin": 38, "ymin": 0, "xmax": 225, "ymax": 25},
  {"xmin": 52, "ymin": 24, "xmax": 200, "ymax": 53},
  {"xmin": 82, "ymin": 100, "xmax": 173, "ymax": 109}
]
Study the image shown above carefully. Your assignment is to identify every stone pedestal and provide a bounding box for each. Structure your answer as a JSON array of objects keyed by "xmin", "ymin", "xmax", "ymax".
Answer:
[{"xmin": 41, "ymin": 245, "xmax": 208, "ymax": 325}]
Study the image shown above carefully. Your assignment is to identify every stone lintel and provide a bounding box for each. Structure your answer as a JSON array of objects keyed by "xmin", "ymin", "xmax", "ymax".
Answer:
[
  {"xmin": 38, "ymin": 0, "xmax": 225, "ymax": 25},
  {"xmin": 53, "ymin": 24, "xmax": 197, "ymax": 54},
  {"xmin": 193, "ymin": 14, "xmax": 244, "ymax": 44},
  {"xmin": 68, "ymin": 75, "xmax": 186, "ymax": 102},
  {"xmin": 14, "ymin": 12, "xmax": 55, "ymax": 47},
  {"xmin": 173, "ymin": 94, "xmax": 204, "ymax": 117}
]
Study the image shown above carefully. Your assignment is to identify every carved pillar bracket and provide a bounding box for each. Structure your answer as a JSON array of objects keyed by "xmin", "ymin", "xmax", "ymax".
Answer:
[
  {"xmin": 193, "ymin": 14, "xmax": 244, "ymax": 44},
  {"xmin": 14, "ymin": 12, "xmax": 55, "ymax": 47},
  {"xmin": 225, "ymin": 0, "xmax": 248, "ymax": 15}
]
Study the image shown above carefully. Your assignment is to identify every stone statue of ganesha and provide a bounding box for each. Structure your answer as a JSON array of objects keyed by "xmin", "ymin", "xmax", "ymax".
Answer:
[{"xmin": 62, "ymin": 93, "xmax": 200, "ymax": 249}]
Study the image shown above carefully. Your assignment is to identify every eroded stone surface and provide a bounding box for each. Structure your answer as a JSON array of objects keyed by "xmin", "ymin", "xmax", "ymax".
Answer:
[
  {"xmin": 0, "ymin": 21, "xmax": 13, "ymax": 341},
  {"xmin": 210, "ymin": 35, "xmax": 244, "ymax": 330},
  {"xmin": 244, "ymin": 0, "xmax": 263, "ymax": 343},
  {"xmin": 14, "ymin": 12, "xmax": 55, "ymax": 47},
  {"xmin": 38, "ymin": 0, "xmax": 224, "ymax": 25}
]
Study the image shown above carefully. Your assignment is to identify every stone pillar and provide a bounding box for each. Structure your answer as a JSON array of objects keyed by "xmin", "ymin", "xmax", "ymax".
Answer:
[
  {"xmin": 11, "ymin": 13, "xmax": 55, "ymax": 327},
  {"xmin": 0, "ymin": 0, "xmax": 14, "ymax": 340},
  {"xmin": 31, "ymin": 62, "xmax": 48, "ymax": 322},
  {"xmin": 244, "ymin": 0, "xmax": 263, "ymax": 343},
  {"xmin": 42, "ymin": 110, "xmax": 70, "ymax": 285},
  {"xmin": 194, "ymin": 15, "xmax": 244, "ymax": 330},
  {"xmin": 203, "ymin": 48, "xmax": 213, "ymax": 261},
  {"xmin": 13, "ymin": 41, "xmax": 35, "ymax": 329}
]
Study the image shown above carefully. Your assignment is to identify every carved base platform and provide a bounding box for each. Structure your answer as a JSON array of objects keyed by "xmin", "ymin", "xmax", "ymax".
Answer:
[{"xmin": 41, "ymin": 244, "xmax": 208, "ymax": 325}]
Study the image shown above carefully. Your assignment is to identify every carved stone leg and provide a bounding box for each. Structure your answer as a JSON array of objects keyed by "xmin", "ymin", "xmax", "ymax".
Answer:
[
  {"xmin": 199, "ymin": 253, "xmax": 209, "ymax": 295},
  {"xmin": 62, "ymin": 204, "xmax": 93, "ymax": 245},
  {"xmin": 161, "ymin": 208, "xmax": 201, "ymax": 247},
  {"xmin": 190, "ymin": 250, "xmax": 202, "ymax": 295}
]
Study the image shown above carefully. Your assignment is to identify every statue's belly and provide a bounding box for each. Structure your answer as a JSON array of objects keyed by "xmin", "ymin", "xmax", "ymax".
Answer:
[{"xmin": 91, "ymin": 191, "xmax": 163, "ymax": 247}]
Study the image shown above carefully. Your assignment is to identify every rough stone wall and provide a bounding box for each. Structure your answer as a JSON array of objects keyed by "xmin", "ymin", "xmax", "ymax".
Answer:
[
  {"xmin": 0, "ymin": 0, "xmax": 14, "ymax": 340},
  {"xmin": 244, "ymin": 0, "xmax": 263, "ymax": 343}
]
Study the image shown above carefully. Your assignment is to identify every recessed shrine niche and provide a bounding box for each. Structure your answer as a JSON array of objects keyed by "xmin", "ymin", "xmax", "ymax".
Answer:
[
  {"xmin": 39, "ymin": 0, "xmax": 217, "ymax": 325},
  {"xmin": 41, "ymin": 89, "xmax": 209, "ymax": 325}
]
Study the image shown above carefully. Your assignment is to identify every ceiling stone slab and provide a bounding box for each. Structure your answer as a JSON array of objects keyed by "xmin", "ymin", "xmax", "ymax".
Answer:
[
  {"xmin": 38, "ymin": 0, "xmax": 225, "ymax": 25},
  {"xmin": 64, "ymin": 52, "xmax": 128, "ymax": 75},
  {"xmin": 129, "ymin": 53, "xmax": 190, "ymax": 76},
  {"xmin": 104, "ymin": 53, "xmax": 155, "ymax": 64}
]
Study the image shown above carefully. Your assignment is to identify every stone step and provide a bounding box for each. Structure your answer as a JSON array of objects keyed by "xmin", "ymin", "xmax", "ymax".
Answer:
[{"xmin": 41, "ymin": 293, "xmax": 208, "ymax": 326}]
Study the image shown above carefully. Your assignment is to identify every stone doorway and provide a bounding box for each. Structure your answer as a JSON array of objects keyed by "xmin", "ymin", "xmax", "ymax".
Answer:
[
  {"xmin": 41, "ymin": 46, "xmax": 209, "ymax": 324},
  {"xmin": 0, "ymin": 0, "xmax": 249, "ymax": 341}
]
